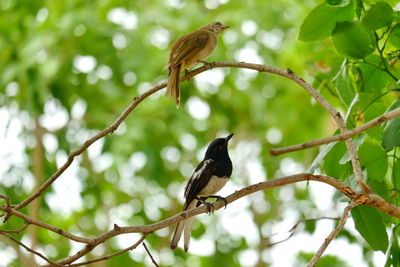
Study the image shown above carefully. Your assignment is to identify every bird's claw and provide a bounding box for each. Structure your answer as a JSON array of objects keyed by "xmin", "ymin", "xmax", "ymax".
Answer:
[
  {"xmin": 216, "ymin": 196, "xmax": 228, "ymax": 209},
  {"xmin": 209, "ymin": 195, "xmax": 228, "ymax": 209},
  {"xmin": 204, "ymin": 202, "xmax": 214, "ymax": 215},
  {"xmin": 196, "ymin": 197, "xmax": 215, "ymax": 215}
]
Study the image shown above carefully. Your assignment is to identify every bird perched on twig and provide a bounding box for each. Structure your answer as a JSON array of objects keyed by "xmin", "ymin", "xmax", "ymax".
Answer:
[
  {"xmin": 170, "ymin": 133, "xmax": 234, "ymax": 252},
  {"xmin": 165, "ymin": 21, "xmax": 229, "ymax": 107}
]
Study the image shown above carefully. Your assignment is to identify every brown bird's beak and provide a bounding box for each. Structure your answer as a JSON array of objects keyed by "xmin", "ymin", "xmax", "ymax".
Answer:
[{"xmin": 222, "ymin": 24, "xmax": 230, "ymax": 30}]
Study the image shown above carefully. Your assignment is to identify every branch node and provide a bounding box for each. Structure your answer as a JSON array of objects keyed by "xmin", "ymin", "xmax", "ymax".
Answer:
[
  {"xmin": 355, "ymin": 194, "xmax": 370, "ymax": 204},
  {"xmin": 334, "ymin": 112, "xmax": 342, "ymax": 119},
  {"xmin": 0, "ymin": 195, "xmax": 12, "ymax": 222}
]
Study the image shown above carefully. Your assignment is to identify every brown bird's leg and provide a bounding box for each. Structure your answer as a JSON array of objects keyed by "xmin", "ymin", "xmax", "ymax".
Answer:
[{"xmin": 199, "ymin": 60, "xmax": 213, "ymax": 67}]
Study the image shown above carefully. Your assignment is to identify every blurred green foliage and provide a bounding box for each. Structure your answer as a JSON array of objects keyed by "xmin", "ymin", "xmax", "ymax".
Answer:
[{"xmin": 1, "ymin": 0, "xmax": 400, "ymax": 266}]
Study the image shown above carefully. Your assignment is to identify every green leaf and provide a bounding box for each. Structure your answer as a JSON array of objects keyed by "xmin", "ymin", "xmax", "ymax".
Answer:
[
  {"xmin": 389, "ymin": 24, "xmax": 400, "ymax": 48},
  {"xmin": 322, "ymin": 141, "xmax": 350, "ymax": 179},
  {"xmin": 394, "ymin": 11, "xmax": 400, "ymax": 22},
  {"xmin": 332, "ymin": 22, "xmax": 375, "ymax": 58},
  {"xmin": 367, "ymin": 179, "xmax": 390, "ymax": 202},
  {"xmin": 364, "ymin": 103, "xmax": 386, "ymax": 140},
  {"xmin": 309, "ymin": 141, "xmax": 336, "ymax": 173},
  {"xmin": 362, "ymin": 2, "xmax": 393, "ymax": 30},
  {"xmin": 354, "ymin": 0, "xmax": 363, "ymax": 19},
  {"xmin": 304, "ymin": 219, "xmax": 316, "ymax": 233},
  {"xmin": 359, "ymin": 55, "xmax": 392, "ymax": 92},
  {"xmin": 351, "ymin": 205, "xmax": 389, "ymax": 252},
  {"xmin": 334, "ymin": 61, "xmax": 356, "ymax": 107},
  {"xmin": 385, "ymin": 226, "xmax": 400, "ymax": 267},
  {"xmin": 358, "ymin": 141, "xmax": 388, "ymax": 181},
  {"xmin": 325, "ymin": 0, "xmax": 351, "ymax": 6},
  {"xmin": 382, "ymin": 99, "xmax": 400, "ymax": 151},
  {"xmin": 386, "ymin": 129, "xmax": 400, "ymax": 152},
  {"xmin": 393, "ymin": 158, "xmax": 400, "ymax": 190},
  {"xmin": 299, "ymin": 2, "xmax": 353, "ymax": 41}
]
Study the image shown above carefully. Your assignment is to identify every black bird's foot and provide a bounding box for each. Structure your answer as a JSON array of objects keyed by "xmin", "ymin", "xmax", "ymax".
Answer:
[
  {"xmin": 184, "ymin": 69, "xmax": 190, "ymax": 76},
  {"xmin": 196, "ymin": 197, "xmax": 214, "ymax": 215},
  {"xmin": 208, "ymin": 195, "xmax": 228, "ymax": 209}
]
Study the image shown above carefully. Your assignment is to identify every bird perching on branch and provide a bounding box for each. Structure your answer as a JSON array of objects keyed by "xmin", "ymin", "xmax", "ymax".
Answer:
[
  {"xmin": 170, "ymin": 133, "xmax": 234, "ymax": 252},
  {"xmin": 165, "ymin": 21, "xmax": 229, "ymax": 107}
]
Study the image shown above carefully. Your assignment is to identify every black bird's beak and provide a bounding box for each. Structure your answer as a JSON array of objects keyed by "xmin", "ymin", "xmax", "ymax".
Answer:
[{"xmin": 225, "ymin": 133, "xmax": 234, "ymax": 142}]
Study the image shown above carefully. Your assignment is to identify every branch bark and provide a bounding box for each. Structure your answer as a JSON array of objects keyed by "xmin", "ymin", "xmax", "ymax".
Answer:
[
  {"xmin": 0, "ymin": 231, "xmax": 61, "ymax": 266},
  {"xmin": 308, "ymin": 201, "xmax": 358, "ymax": 267},
  {"xmin": 3, "ymin": 173, "xmax": 400, "ymax": 266},
  {"xmin": 64, "ymin": 235, "xmax": 147, "ymax": 267},
  {"xmin": 270, "ymin": 107, "xmax": 400, "ymax": 156}
]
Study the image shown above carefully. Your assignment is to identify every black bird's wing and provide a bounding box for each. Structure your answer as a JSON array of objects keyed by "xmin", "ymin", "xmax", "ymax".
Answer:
[{"xmin": 183, "ymin": 158, "xmax": 216, "ymax": 209}]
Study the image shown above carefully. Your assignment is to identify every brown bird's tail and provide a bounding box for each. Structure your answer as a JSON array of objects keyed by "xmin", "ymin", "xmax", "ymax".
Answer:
[
  {"xmin": 170, "ymin": 199, "xmax": 197, "ymax": 252},
  {"xmin": 165, "ymin": 65, "xmax": 181, "ymax": 107}
]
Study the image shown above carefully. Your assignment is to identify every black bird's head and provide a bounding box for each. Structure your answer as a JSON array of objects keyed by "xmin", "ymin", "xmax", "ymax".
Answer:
[{"xmin": 204, "ymin": 133, "xmax": 234, "ymax": 159}]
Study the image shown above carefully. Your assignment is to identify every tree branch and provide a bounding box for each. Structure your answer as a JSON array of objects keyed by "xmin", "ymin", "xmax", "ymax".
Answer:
[
  {"xmin": 270, "ymin": 107, "xmax": 400, "ymax": 156},
  {"xmin": 0, "ymin": 223, "xmax": 29, "ymax": 234},
  {"xmin": 266, "ymin": 216, "xmax": 340, "ymax": 247},
  {"xmin": 143, "ymin": 242, "xmax": 160, "ymax": 267},
  {"xmin": 0, "ymin": 207, "xmax": 91, "ymax": 244},
  {"xmin": 283, "ymin": 69, "xmax": 370, "ymax": 193},
  {"xmin": 0, "ymin": 231, "xmax": 61, "ymax": 266},
  {"xmin": 9, "ymin": 60, "xmax": 378, "ymax": 214},
  {"xmin": 62, "ymin": 234, "xmax": 147, "ymax": 267},
  {"xmin": 2, "ymin": 173, "xmax": 400, "ymax": 265},
  {"xmin": 308, "ymin": 201, "xmax": 358, "ymax": 267}
]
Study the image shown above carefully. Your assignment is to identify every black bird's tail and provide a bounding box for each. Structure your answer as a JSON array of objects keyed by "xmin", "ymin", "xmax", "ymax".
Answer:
[{"xmin": 170, "ymin": 199, "xmax": 197, "ymax": 252}]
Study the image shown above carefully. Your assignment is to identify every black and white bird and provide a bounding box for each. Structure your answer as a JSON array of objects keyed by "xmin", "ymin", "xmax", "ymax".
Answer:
[{"xmin": 170, "ymin": 133, "xmax": 234, "ymax": 252}]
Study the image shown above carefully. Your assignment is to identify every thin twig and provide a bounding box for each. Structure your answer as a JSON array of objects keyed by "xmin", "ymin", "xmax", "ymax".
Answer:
[
  {"xmin": 308, "ymin": 201, "xmax": 358, "ymax": 267},
  {"xmin": 0, "ymin": 207, "xmax": 91, "ymax": 244},
  {"xmin": 143, "ymin": 242, "xmax": 160, "ymax": 267},
  {"xmin": 0, "ymin": 223, "xmax": 29, "ymax": 234},
  {"xmin": 0, "ymin": 231, "xmax": 61, "ymax": 266},
  {"xmin": 270, "ymin": 107, "xmax": 400, "ymax": 156},
  {"xmin": 63, "ymin": 234, "xmax": 147, "ymax": 267},
  {"xmin": 0, "ymin": 195, "xmax": 12, "ymax": 222},
  {"xmin": 266, "ymin": 217, "xmax": 340, "ymax": 247}
]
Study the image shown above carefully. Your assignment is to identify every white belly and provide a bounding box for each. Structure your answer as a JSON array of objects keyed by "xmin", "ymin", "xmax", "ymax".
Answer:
[{"xmin": 198, "ymin": 176, "xmax": 228, "ymax": 197}]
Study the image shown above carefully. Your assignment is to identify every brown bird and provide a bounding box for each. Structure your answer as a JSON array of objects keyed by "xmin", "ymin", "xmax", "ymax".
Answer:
[{"xmin": 165, "ymin": 21, "xmax": 229, "ymax": 107}]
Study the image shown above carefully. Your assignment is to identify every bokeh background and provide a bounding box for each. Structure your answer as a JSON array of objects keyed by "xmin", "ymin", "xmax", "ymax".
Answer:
[{"xmin": 0, "ymin": 0, "xmax": 391, "ymax": 266}]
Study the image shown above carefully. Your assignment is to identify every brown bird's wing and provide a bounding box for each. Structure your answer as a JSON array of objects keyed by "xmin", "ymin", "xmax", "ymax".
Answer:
[{"xmin": 169, "ymin": 30, "xmax": 210, "ymax": 68}]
